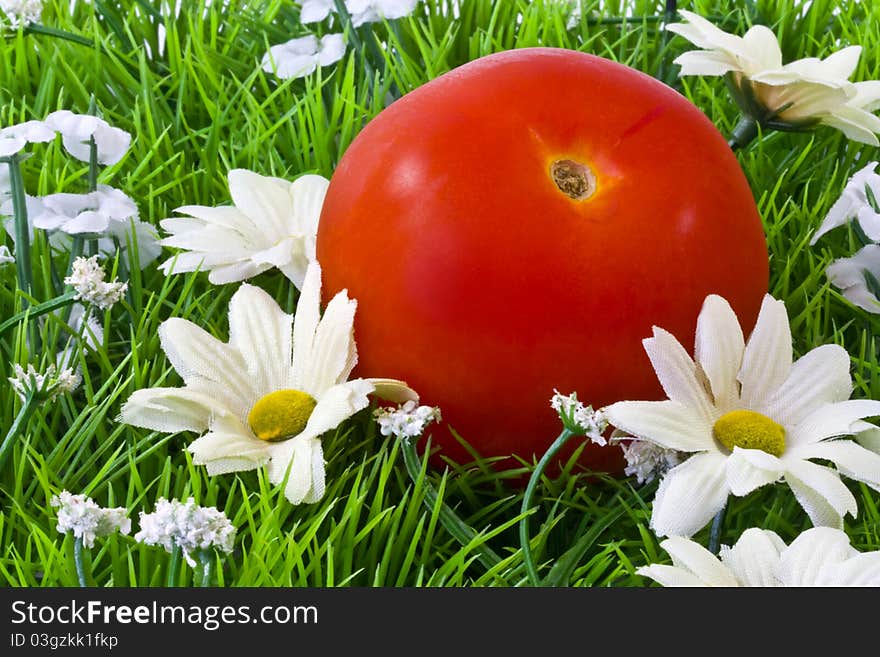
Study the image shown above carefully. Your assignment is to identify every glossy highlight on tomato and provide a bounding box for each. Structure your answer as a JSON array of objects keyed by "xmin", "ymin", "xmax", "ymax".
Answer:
[{"xmin": 317, "ymin": 48, "xmax": 769, "ymax": 473}]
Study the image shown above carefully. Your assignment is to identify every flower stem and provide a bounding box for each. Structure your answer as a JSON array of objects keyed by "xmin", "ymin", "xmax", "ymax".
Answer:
[
  {"xmin": 0, "ymin": 393, "xmax": 37, "ymax": 474},
  {"xmin": 728, "ymin": 116, "xmax": 759, "ymax": 151},
  {"xmin": 73, "ymin": 537, "xmax": 89, "ymax": 587},
  {"xmin": 197, "ymin": 550, "xmax": 214, "ymax": 587},
  {"xmin": 166, "ymin": 545, "xmax": 182, "ymax": 587},
  {"xmin": 519, "ymin": 428, "xmax": 575, "ymax": 587},
  {"xmin": 400, "ymin": 438, "xmax": 502, "ymax": 570},
  {"xmin": 4, "ymin": 154, "xmax": 33, "ymax": 300},
  {"xmin": 708, "ymin": 506, "xmax": 726, "ymax": 555}
]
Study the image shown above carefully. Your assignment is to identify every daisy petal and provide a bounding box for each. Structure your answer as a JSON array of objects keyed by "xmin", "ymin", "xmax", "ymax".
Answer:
[
  {"xmin": 661, "ymin": 536, "xmax": 739, "ymax": 586},
  {"xmin": 651, "ymin": 451, "xmax": 730, "ymax": 538},
  {"xmin": 739, "ymin": 295, "xmax": 792, "ymax": 409},
  {"xmin": 298, "ymin": 289, "xmax": 358, "ymax": 396},
  {"xmin": 187, "ymin": 415, "xmax": 272, "ymax": 476},
  {"xmin": 762, "ymin": 344, "xmax": 852, "ymax": 425},
  {"xmin": 603, "ymin": 400, "xmax": 713, "ymax": 452},
  {"xmin": 637, "ymin": 564, "xmax": 710, "ymax": 587},
  {"xmin": 292, "ymin": 263, "xmax": 322, "ymax": 388},
  {"xmin": 777, "ymin": 527, "xmax": 856, "ymax": 586},
  {"xmin": 268, "ymin": 437, "xmax": 324, "ymax": 505},
  {"xmin": 302, "ymin": 379, "xmax": 375, "ymax": 439},
  {"xmin": 787, "ymin": 439, "xmax": 880, "ymax": 492},
  {"xmin": 693, "ymin": 295, "xmax": 744, "ymax": 411},
  {"xmin": 227, "ymin": 284, "xmax": 292, "ymax": 393},
  {"xmin": 787, "ymin": 399, "xmax": 880, "ymax": 447},
  {"xmin": 783, "ymin": 460, "xmax": 857, "ymax": 527},
  {"xmin": 643, "ymin": 327, "xmax": 714, "ymax": 421},
  {"xmin": 725, "ymin": 447, "xmax": 784, "ymax": 496},
  {"xmin": 118, "ymin": 387, "xmax": 223, "ymax": 433},
  {"xmin": 720, "ymin": 528, "xmax": 785, "ymax": 587},
  {"xmin": 823, "ymin": 553, "xmax": 880, "ymax": 586},
  {"xmin": 366, "ymin": 378, "xmax": 419, "ymax": 404},
  {"xmin": 159, "ymin": 318, "xmax": 256, "ymax": 412}
]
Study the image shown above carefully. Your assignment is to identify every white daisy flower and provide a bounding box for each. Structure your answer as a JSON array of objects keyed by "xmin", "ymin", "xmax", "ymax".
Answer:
[
  {"xmin": 134, "ymin": 498, "xmax": 235, "ymax": 567},
  {"xmin": 159, "ymin": 169, "xmax": 328, "ymax": 288},
  {"xmin": 346, "ymin": 0, "xmax": 419, "ymax": 27},
  {"xmin": 261, "ymin": 34, "xmax": 346, "ymax": 80},
  {"xmin": 0, "ymin": 186, "xmax": 161, "ymax": 270},
  {"xmin": 0, "ymin": 244, "xmax": 12, "ymax": 265},
  {"xmin": 812, "ymin": 162, "xmax": 880, "ymax": 244},
  {"xmin": 639, "ymin": 527, "xmax": 880, "ymax": 587},
  {"xmin": 373, "ymin": 399, "xmax": 441, "ymax": 441},
  {"xmin": 0, "ymin": 119, "xmax": 55, "ymax": 157},
  {"xmin": 854, "ymin": 421, "xmax": 880, "ymax": 455},
  {"xmin": 51, "ymin": 491, "xmax": 131, "ymax": 549},
  {"xmin": 825, "ymin": 245, "xmax": 880, "ymax": 314},
  {"xmin": 120, "ymin": 263, "xmax": 416, "ymax": 505},
  {"xmin": 667, "ymin": 11, "xmax": 880, "ymax": 145},
  {"xmin": 603, "ymin": 294, "xmax": 880, "ymax": 538},
  {"xmin": 27, "ymin": 186, "xmax": 138, "ymax": 235},
  {"xmin": 64, "ymin": 255, "xmax": 128, "ymax": 310},
  {"xmin": 44, "ymin": 110, "xmax": 131, "ymax": 166}
]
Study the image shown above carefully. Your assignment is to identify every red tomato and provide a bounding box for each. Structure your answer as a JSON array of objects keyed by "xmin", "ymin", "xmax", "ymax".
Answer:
[{"xmin": 317, "ymin": 48, "xmax": 768, "ymax": 473}]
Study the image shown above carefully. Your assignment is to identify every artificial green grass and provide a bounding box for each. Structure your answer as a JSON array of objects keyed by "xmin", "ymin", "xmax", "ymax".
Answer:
[{"xmin": 1, "ymin": 0, "xmax": 879, "ymax": 588}]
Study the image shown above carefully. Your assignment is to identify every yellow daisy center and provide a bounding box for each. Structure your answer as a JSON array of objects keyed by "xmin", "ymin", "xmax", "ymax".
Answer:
[
  {"xmin": 712, "ymin": 409, "xmax": 786, "ymax": 457},
  {"xmin": 247, "ymin": 389, "xmax": 317, "ymax": 442}
]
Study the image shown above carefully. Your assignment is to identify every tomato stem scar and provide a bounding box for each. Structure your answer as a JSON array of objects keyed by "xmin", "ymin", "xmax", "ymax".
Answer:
[{"xmin": 550, "ymin": 159, "xmax": 596, "ymax": 200}]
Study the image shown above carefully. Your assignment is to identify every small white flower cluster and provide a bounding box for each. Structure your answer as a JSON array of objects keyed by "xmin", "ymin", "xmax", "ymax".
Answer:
[
  {"xmin": 373, "ymin": 399, "xmax": 442, "ymax": 440},
  {"xmin": 8, "ymin": 363, "xmax": 81, "ymax": 402},
  {"xmin": 618, "ymin": 438, "xmax": 683, "ymax": 486},
  {"xmin": 134, "ymin": 498, "xmax": 236, "ymax": 567},
  {"xmin": 812, "ymin": 162, "xmax": 880, "ymax": 314},
  {"xmin": 550, "ymin": 390, "xmax": 608, "ymax": 445},
  {"xmin": 51, "ymin": 491, "xmax": 131, "ymax": 548},
  {"xmin": 262, "ymin": 33, "xmax": 346, "ymax": 80},
  {"xmin": 64, "ymin": 255, "xmax": 128, "ymax": 310},
  {"xmin": 0, "ymin": 0, "xmax": 43, "ymax": 29}
]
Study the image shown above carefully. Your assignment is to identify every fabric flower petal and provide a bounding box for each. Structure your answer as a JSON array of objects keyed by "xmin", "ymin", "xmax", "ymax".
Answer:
[
  {"xmin": 650, "ymin": 451, "xmax": 730, "ymax": 538},
  {"xmin": 603, "ymin": 399, "xmax": 714, "ymax": 452}
]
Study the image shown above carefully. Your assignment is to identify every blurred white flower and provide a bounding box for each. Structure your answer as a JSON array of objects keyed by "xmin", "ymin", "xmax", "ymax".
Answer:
[
  {"xmin": 0, "ymin": 244, "xmax": 12, "ymax": 265},
  {"xmin": 159, "ymin": 169, "xmax": 328, "ymax": 288},
  {"xmin": 44, "ymin": 110, "xmax": 131, "ymax": 166},
  {"xmin": 811, "ymin": 162, "xmax": 880, "ymax": 244},
  {"xmin": 64, "ymin": 255, "xmax": 128, "ymax": 310},
  {"xmin": 667, "ymin": 10, "xmax": 880, "ymax": 145},
  {"xmin": 51, "ymin": 491, "xmax": 131, "ymax": 548},
  {"xmin": 374, "ymin": 399, "xmax": 441, "ymax": 440},
  {"xmin": 550, "ymin": 390, "xmax": 608, "ymax": 444},
  {"xmin": 604, "ymin": 294, "xmax": 880, "ymax": 538},
  {"xmin": 120, "ymin": 263, "xmax": 416, "ymax": 505},
  {"xmin": 134, "ymin": 498, "xmax": 235, "ymax": 567},
  {"xmin": 618, "ymin": 438, "xmax": 684, "ymax": 485},
  {"xmin": 639, "ymin": 527, "xmax": 880, "ymax": 587},
  {"xmin": 298, "ymin": 0, "xmax": 334, "ymax": 23},
  {"xmin": 346, "ymin": 0, "xmax": 419, "ymax": 27},
  {"xmin": 825, "ymin": 244, "xmax": 880, "ymax": 314},
  {"xmin": 0, "ymin": 120, "xmax": 55, "ymax": 157},
  {"xmin": 0, "ymin": 0, "xmax": 42, "ymax": 27},
  {"xmin": 261, "ymin": 33, "xmax": 346, "ymax": 80},
  {"xmin": 0, "ymin": 161, "xmax": 8, "ymax": 198},
  {"xmin": 26, "ymin": 186, "xmax": 138, "ymax": 235},
  {"xmin": 9, "ymin": 363, "xmax": 81, "ymax": 402},
  {"xmin": 0, "ymin": 187, "xmax": 161, "ymax": 270}
]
